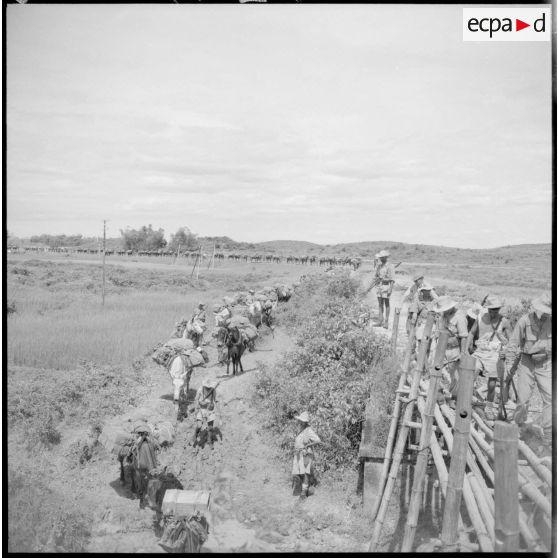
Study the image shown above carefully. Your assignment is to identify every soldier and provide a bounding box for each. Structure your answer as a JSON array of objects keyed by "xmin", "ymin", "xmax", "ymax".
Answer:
[
  {"xmin": 191, "ymin": 303, "xmax": 207, "ymax": 345},
  {"xmin": 372, "ymin": 250, "xmax": 395, "ymax": 328},
  {"xmin": 433, "ymin": 296, "xmax": 469, "ymax": 400},
  {"xmin": 192, "ymin": 378, "xmax": 219, "ymax": 448},
  {"xmin": 193, "ymin": 302, "xmax": 207, "ymax": 323},
  {"xmin": 505, "ymin": 293, "xmax": 552, "ymax": 455},
  {"xmin": 402, "ymin": 274, "xmax": 439, "ymax": 335},
  {"xmin": 467, "ymin": 296, "xmax": 511, "ymax": 420},
  {"xmin": 292, "ymin": 412, "xmax": 321, "ymax": 501}
]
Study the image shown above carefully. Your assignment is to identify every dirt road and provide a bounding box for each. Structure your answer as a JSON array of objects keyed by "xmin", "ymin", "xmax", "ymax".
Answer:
[{"xmin": 39, "ymin": 320, "xmax": 370, "ymax": 553}]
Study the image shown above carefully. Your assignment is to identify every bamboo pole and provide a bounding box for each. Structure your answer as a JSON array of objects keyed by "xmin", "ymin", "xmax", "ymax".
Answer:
[
  {"xmin": 419, "ymin": 399, "xmax": 483, "ymax": 551},
  {"xmin": 468, "ymin": 426, "xmax": 552, "ymax": 517},
  {"xmin": 391, "ymin": 308, "xmax": 401, "ymax": 354},
  {"xmin": 472, "ymin": 410, "xmax": 552, "ymax": 488},
  {"xmin": 439, "ymin": 403, "xmax": 544, "ymax": 551},
  {"xmin": 494, "ymin": 422, "xmax": 520, "ymax": 552},
  {"xmin": 368, "ymin": 313, "xmax": 435, "ymax": 551},
  {"xmin": 401, "ymin": 331, "xmax": 449, "ymax": 551},
  {"xmin": 440, "ymin": 353, "xmax": 476, "ymax": 550},
  {"xmin": 367, "ymin": 323, "xmax": 417, "ymax": 523},
  {"xmin": 467, "ymin": 473, "xmax": 495, "ymax": 539}
]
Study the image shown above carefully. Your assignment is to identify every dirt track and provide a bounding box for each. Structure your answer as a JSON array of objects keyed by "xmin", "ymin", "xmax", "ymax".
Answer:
[{"xmin": 46, "ymin": 319, "xmax": 376, "ymax": 552}]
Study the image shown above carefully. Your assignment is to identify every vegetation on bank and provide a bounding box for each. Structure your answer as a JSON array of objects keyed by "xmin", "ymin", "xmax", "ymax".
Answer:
[
  {"xmin": 254, "ymin": 271, "xmax": 399, "ymax": 473},
  {"xmin": 8, "ymin": 467, "xmax": 92, "ymax": 552}
]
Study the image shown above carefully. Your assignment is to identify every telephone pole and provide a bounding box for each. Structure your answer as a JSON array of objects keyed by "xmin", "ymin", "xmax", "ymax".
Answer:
[{"xmin": 102, "ymin": 220, "xmax": 106, "ymax": 306}]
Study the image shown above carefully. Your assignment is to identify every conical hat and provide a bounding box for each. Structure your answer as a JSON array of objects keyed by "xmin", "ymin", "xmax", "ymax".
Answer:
[{"xmin": 294, "ymin": 411, "xmax": 310, "ymax": 423}]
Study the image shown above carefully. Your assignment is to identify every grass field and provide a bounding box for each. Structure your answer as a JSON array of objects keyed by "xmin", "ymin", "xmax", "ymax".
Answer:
[{"xmin": 7, "ymin": 257, "xmax": 318, "ymax": 370}]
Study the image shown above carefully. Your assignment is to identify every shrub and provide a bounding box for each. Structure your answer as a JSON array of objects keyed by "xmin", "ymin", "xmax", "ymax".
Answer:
[
  {"xmin": 8, "ymin": 468, "xmax": 92, "ymax": 552},
  {"xmin": 254, "ymin": 271, "xmax": 395, "ymax": 473}
]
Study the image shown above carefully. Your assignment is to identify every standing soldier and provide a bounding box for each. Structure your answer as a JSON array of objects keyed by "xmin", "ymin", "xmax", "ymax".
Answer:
[
  {"xmin": 193, "ymin": 302, "xmax": 207, "ymax": 323},
  {"xmin": 192, "ymin": 378, "xmax": 219, "ymax": 448},
  {"xmin": 131, "ymin": 423, "xmax": 160, "ymax": 508},
  {"xmin": 292, "ymin": 412, "xmax": 321, "ymax": 501},
  {"xmin": 433, "ymin": 296, "xmax": 469, "ymax": 400},
  {"xmin": 191, "ymin": 303, "xmax": 207, "ymax": 345},
  {"xmin": 505, "ymin": 293, "xmax": 552, "ymax": 455},
  {"xmin": 402, "ymin": 274, "xmax": 439, "ymax": 335},
  {"xmin": 467, "ymin": 296, "xmax": 511, "ymax": 420},
  {"xmin": 371, "ymin": 249, "xmax": 395, "ymax": 328}
]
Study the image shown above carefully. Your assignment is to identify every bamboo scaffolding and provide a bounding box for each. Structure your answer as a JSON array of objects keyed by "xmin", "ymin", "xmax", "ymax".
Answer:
[
  {"xmin": 367, "ymin": 323, "xmax": 417, "ymax": 523},
  {"xmin": 494, "ymin": 422, "xmax": 520, "ymax": 551},
  {"xmin": 418, "ymin": 397, "xmax": 492, "ymax": 552},
  {"xmin": 472, "ymin": 411, "xmax": 552, "ymax": 488},
  {"xmin": 468, "ymin": 426, "xmax": 552, "ymax": 517},
  {"xmin": 391, "ymin": 308, "xmax": 401, "ymax": 354},
  {"xmin": 467, "ymin": 473, "xmax": 495, "ymax": 540},
  {"xmin": 401, "ymin": 331, "xmax": 449, "ymax": 551},
  {"xmin": 438, "ymin": 403, "xmax": 545, "ymax": 551},
  {"xmin": 367, "ymin": 314, "xmax": 434, "ymax": 551},
  {"xmin": 440, "ymin": 353, "xmax": 476, "ymax": 550}
]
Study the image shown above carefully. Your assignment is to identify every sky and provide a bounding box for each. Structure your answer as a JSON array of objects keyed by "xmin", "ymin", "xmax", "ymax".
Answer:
[{"xmin": 6, "ymin": 4, "xmax": 553, "ymax": 248}]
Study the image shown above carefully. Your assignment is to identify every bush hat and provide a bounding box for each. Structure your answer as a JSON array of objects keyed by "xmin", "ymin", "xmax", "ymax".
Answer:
[
  {"xmin": 203, "ymin": 378, "xmax": 217, "ymax": 389},
  {"xmin": 198, "ymin": 302, "xmax": 206, "ymax": 308},
  {"xmin": 466, "ymin": 302, "xmax": 484, "ymax": 320},
  {"xmin": 294, "ymin": 411, "xmax": 310, "ymax": 423},
  {"xmin": 433, "ymin": 296, "xmax": 457, "ymax": 314},
  {"xmin": 413, "ymin": 273, "xmax": 425, "ymax": 282},
  {"xmin": 419, "ymin": 282, "xmax": 433, "ymax": 292},
  {"xmin": 532, "ymin": 293, "xmax": 551, "ymax": 315},
  {"xmin": 484, "ymin": 296, "xmax": 503, "ymax": 310},
  {"xmin": 378, "ymin": 250, "xmax": 390, "ymax": 258}
]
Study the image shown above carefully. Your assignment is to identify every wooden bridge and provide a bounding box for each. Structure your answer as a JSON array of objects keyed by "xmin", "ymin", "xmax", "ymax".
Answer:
[{"xmin": 359, "ymin": 310, "xmax": 552, "ymax": 552}]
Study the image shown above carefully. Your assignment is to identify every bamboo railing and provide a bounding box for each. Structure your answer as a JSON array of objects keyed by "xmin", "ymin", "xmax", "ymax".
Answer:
[{"xmin": 360, "ymin": 309, "xmax": 551, "ymax": 553}]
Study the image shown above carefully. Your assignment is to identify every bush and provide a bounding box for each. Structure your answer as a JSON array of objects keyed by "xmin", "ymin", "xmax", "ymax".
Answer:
[
  {"xmin": 8, "ymin": 468, "xmax": 92, "ymax": 552},
  {"xmin": 254, "ymin": 271, "xmax": 395, "ymax": 473}
]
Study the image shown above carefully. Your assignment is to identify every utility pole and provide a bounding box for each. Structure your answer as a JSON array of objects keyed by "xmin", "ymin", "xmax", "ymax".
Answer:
[{"xmin": 102, "ymin": 220, "xmax": 106, "ymax": 306}]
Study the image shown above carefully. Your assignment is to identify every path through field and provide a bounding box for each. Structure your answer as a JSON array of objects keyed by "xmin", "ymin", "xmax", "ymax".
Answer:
[{"xmin": 44, "ymin": 322, "xmax": 372, "ymax": 553}]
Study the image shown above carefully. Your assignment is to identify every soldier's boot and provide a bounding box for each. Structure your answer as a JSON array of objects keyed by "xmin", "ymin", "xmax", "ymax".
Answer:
[{"xmin": 207, "ymin": 427, "xmax": 214, "ymax": 448}]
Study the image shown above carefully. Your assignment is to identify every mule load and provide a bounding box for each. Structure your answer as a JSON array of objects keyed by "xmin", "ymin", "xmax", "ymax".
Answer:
[
  {"xmin": 152, "ymin": 341, "xmax": 209, "ymax": 419},
  {"xmin": 170, "ymin": 315, "xmax": 207, "ymax": 345},
  {"xmin": 227, "ymin": 315, "xmax": 259, "ymax": 347}
]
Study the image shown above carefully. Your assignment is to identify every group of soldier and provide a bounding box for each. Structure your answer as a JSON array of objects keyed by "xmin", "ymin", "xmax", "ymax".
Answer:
[{"xmin": 372, "ymin": 250, "xmax": 552, "ymax": 456}]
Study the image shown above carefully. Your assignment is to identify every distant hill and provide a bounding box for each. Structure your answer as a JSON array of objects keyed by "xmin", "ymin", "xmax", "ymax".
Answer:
[{"xmin": 8, "ymin": 232, "xmax": 550, "ymax": 268}]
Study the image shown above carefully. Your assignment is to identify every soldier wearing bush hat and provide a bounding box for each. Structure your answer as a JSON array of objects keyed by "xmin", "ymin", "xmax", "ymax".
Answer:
[
  {"xmin": 292, "ymin": 412, "xmax": 321, "ymax": 500},
  {"xmin": 434, "ymin": 296, "xmax": 469, "ymax": 400},
  {"xmin": 131, "ymin": 422, "xmax": 159, "ymax": 508},
  {"xmin": 467, "ymin": 296, "xmax": 511, "ymax": 420},
  {"xmin": 402, "ymin": 274, "xmax": 439, "ymax": 335},
  {"xmin": 505, "ymin": 293, "xmax": 552, "ymax": 455},
  {"xmin": 368, "ymin": 250, "xmax": 395, "ymax": 329}
]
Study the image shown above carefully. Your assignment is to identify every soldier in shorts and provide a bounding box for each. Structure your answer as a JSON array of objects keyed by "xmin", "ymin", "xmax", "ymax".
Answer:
[
  {"xmin": 505, "ymin": 293, "xmax": 552, "ymax": 455},
  {"xmin": 373, "ymin": 250, "xmax": 395, "ymax": 329},
  {"xmin": 467, "ymin": 296, "xmax": 511, "ymax": 420}
]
